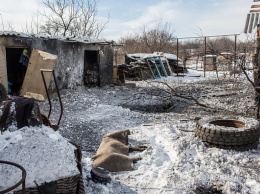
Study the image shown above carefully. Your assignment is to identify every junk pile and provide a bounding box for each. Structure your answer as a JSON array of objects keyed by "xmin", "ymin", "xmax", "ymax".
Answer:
[{"xmin": 117, "ymin": 52, "xmax": 188, "ymax": 82}]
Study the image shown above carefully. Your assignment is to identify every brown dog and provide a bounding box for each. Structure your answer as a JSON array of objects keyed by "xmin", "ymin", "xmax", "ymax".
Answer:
[{"xmin": 92, "ymin": 129, "xmax": 146, "ymax": 172}]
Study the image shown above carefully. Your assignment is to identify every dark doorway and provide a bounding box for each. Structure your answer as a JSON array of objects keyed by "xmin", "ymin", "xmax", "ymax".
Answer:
[
  {"xmin": 84, "ymin": 50, "xmax": 100, "ymax": 87},
  {"xmin": 6, "ymin": 48, "xmax": 30, "ymax": 95}
]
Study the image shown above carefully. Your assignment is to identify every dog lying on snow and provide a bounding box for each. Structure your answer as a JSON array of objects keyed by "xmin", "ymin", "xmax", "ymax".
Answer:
[{"xmin": 92, "ymin": 129, "xmax": 147, "ymax": 172}]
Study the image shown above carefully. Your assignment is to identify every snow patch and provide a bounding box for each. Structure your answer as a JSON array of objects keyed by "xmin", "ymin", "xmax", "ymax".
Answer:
[{"xmin": 0, "ymin": 125, "xmax": 79, "ymax": 191}]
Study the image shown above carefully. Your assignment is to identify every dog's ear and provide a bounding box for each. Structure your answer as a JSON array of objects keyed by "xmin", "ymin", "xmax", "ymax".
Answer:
[
  {"xmin": 106, "ymin": 129, "xmax": 130, "ymax": 137},
  {"xmin": 105, "ymin": 129, "xmax": 131, "ymax": 145},
  {"xmin": 91, "ymin": 155, "xmax": 99, "ymax": 160}
]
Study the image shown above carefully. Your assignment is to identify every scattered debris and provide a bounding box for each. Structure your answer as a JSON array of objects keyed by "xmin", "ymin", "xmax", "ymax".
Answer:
[{"xmin": 118, "ymin": 52, "xmax": 188, "ymax": 81}]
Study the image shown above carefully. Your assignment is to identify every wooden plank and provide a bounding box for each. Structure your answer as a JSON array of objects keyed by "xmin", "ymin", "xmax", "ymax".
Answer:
[
  {"xmin": 249, "ymin": 13, "xmax": 255, "ymax": 33},
  {"xmin": 251, "ymin": 5, "xmax": 260, "ymax": 8},
  {"xmin": 244, "ymin": 14, "xmax": 251, "ymax": 33},
  {"xmin": 20, "ymin": 49, "xmax": 57, "ymax": 101},
  {"xmin": 250, "ymin": 9, "xmax": 260, "ymax": 12},
  {"xmin": 254, "ymin": 13, "xmax": 259, "ymax": 28}
]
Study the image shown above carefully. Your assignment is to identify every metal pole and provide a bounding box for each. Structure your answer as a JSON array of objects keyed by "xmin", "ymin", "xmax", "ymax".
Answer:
[
  {"xmin": 234, "ymin": 34, "xmax": 237, "ymax": 78},
  {"xmin": 177, "ymin": 38, "xmax": 179, "ymax": 76},
  {"xmin": 41, "ymin": 70, "xmax": 52, "ymax": 119},
  {"xmin": 52, "ymin": 70, "xmax": 63, "ymax": 126},
  {"xmin": 204, "ymin": 37, "xmax": 207, "ymax": 77}
]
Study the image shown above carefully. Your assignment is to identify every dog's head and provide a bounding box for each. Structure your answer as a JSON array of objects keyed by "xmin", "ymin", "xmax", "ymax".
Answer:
[{"xmin": 105, "ymin": 129, "xmax": 131, "ymax": 145}]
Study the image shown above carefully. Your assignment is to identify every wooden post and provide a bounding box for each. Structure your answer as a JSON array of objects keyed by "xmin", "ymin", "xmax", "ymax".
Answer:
[
  {"xmin": 177, "ymin": 38, "xmax": 179, "ymax": 76},
  {"xmin": 204, "ymin": 37, "xmax": 207, "ymax": 77},
  {"xmin": 234, "ymin": 34, "xmax": 237, "ymax": 78},
  {"xmin": 254, "ymin": 24, "xmax": 260, "ymax": 119}
]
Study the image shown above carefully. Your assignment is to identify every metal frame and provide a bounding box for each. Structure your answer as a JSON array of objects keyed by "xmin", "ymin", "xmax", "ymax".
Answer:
[
  {"xmin": 146, "ymin": 58, "xmax": 161, "ymax": 79},
  {"xmin": 160, "ymin": 56, "xmax": 174, "ymax": 76},
  {"xmin": 0, "ymin": 160, "xmax": 26, "ymax": 194},
  {"xmin": 40, "ymin": 69, "xmax": 63, "ymax": 130},
  {"xmin": 155, "ymin": 57, "xmax": 168, "ymax": 77},
  {"xmin": 175, "ymin": 34, "xmax": 238, "ymax": 78}
]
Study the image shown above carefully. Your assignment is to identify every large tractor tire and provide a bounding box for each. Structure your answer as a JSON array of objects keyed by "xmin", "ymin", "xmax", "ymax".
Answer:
[
  {"xmin": 0, "ymin": 83, "xmax": 8, "ymax": 103},
  {"xmin": 195, "ymin": 116, "xmax": 260, "ymax": 151}
]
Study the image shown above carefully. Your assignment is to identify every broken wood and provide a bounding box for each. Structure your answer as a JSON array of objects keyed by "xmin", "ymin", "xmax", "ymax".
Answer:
[{"xmin": 20, "ymin": 49, "xmax": 57, "ymax": 100}]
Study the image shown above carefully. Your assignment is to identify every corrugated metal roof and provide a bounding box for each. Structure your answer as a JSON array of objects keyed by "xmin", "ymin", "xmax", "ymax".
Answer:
[{"xmin": 0, "ymin": 31, "xmax": 113, "ymax": 44}]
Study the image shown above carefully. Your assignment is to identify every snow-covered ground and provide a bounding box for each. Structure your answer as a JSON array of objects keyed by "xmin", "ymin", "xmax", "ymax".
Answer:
[
  {"xmin": 43, "ymin": 69, "xmax": 258, "ymax": 194},
  {"xmin": 1, "ymin": 69, "xmax": 259, "ymax": 193}
]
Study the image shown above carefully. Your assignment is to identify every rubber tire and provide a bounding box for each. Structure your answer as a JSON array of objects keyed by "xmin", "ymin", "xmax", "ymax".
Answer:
[
  {"xmin": 0, "ymin": 83, "xmax": 7, "ymax": 103},
  {"xmin": 204, "ymin": 140, "xmax": 259, "ymax": 151},
  {"xmin": 195, "ymin": 116, "xmax": 260, "ymax": 147}
]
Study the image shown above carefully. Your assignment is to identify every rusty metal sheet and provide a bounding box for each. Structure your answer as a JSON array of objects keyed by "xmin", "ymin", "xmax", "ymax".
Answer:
[{"xmin": 20, "ymin": 49, "xmax": 57, "ymax": 101}]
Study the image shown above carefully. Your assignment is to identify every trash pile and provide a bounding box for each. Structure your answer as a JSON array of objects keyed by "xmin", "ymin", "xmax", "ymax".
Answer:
[{"xmin": 118, "ymin": 52, "xmax": 188, "ymax": 82}]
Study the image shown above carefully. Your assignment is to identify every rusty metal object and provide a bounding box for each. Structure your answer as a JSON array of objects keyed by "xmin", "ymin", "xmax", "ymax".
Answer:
[
  {"xmin": 40, "ymin": 69, "xmax": 63, "ymax": 131},
  {"xmin": 0, "ymin": 160, "xmax": 26, "ymax": 194}
]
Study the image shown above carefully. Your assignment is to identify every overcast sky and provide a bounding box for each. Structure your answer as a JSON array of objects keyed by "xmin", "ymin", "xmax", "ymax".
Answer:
[{"xmin": 0, "ymin": 0, "xmax": 254, "ymax": 41}]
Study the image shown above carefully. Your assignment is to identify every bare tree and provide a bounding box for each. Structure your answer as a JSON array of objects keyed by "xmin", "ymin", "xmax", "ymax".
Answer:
[
  {"xmin": 119, "ymin": 21, "xmax": 175, "ymax": 54},
  {"xmin": 40, "ymin": 0, "xmax": 108, "ymax": 38},
  {"xmin": 0, "ymin": 13, "xmax": 16, "ymax": 31},
  {"xmin": 119, "ymin": 33, "xmax": 142, "ymax": 53},
  {"xmin": 141, "ymin": 22, "xmax": 175, "ymax": 53},
  {"xmin": 0, "ymin": 13, "xmax": 4, "ymax": 31}
]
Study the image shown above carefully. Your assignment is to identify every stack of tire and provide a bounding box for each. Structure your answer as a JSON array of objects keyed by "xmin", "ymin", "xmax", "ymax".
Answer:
[{"xmin": 195, "ymin": 116, "xmax": 260, "ymax": 151}]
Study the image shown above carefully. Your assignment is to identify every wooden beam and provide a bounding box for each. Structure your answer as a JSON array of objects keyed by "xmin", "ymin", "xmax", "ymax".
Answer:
[
  {"xmin": 249, "ymin": 13, "xmax": 255, "ymax": 33},
  {"xmin": 250, "ymin": 9, "xmax": 260, "ymax": 12},
  {"xmin": 244, "ymin": 13, "xmax": 251, "ymax": 33},
  {"xmin": 252, "ymin": 5, "xmax": 260, "ymax": 8}
]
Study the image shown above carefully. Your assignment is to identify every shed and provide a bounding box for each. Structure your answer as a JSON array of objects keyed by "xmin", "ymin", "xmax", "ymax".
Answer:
[{"xmin": 0, "ymin": 32, "xmax": 114, "ymax": 96}]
